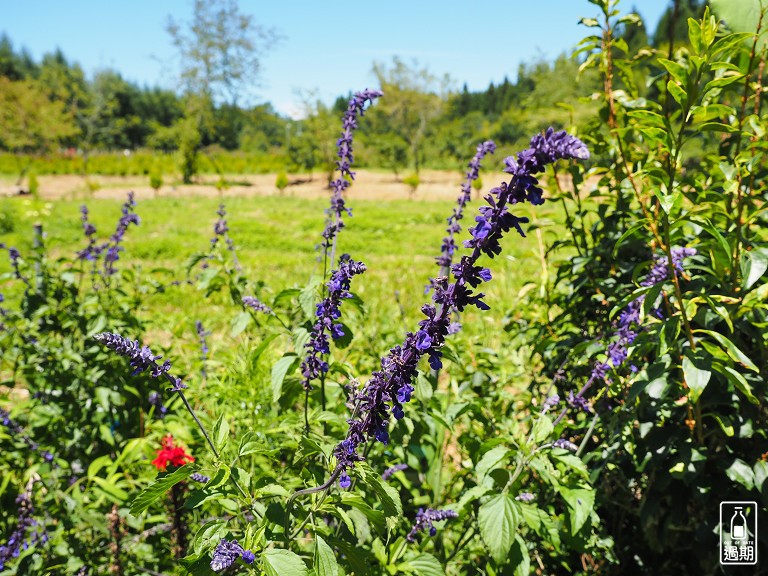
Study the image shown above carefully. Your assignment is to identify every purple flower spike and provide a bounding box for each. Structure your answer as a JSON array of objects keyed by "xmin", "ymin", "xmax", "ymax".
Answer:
[
  {"xmin": 210, "ymin": 539, "xmax": 245, "ymax": 572},
  {"xmin": 331, "ymin": 129, "xmax": 589, "ymax": 480},
  {"xmin": 406, "ymin": 507, "xmax": 459, "ymax": 542},
  {"xmin": 300, "ymin": 255, "xmax": 366, "ymax": 390},
  {"xmin": 515, "ymin": 492, "xmax": 535, "ymax": 502},
  {"xmin": 103, "ymin": 192, "xmax": 140, "ymax": 277},
  {"xmin": 94, "ymin": 332, "xmax": 173, "ymax": 380},
  {"xmin": 242, "ymin": 296, "xmax": 273, "ymax": 315},
  {"xmin": 553, "ymin": 438, "xmax": 578, "ymax": 451},
  {"xmin": 320, "ymin": 89, "xmax": 383, "ymax": 258},
  {"xmin": 381, "ymin": 463, "xmax": 408, "ymax": 480},
  {"xmin": 435, "ymin": 140, "xmax": 496, "ymax": 272}
]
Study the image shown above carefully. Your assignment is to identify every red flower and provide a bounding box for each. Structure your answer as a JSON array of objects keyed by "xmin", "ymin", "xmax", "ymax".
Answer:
[{"xmin": 152, "ymin": 434, "xmax": 195, "ymax": 471}]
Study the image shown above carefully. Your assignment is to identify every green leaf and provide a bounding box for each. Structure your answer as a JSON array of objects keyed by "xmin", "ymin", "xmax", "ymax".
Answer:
[
  {"xmin": 476, "ymin": 446, "xmax": 510, "ymax": 486},
  {"xmin": 510, "ymin": 535, "xmax": 531, "ymax": 576},
  {"xmin": 271, "ymin": 354, "xmax": 299, "ymax": 403},
  {"xmin": 531, "ymin": 414, "xmax": 554, "ymax": 443},
  {"xmin": 130, "ymin": 466, "xmax": 193, "ymax": 516},
  {"xmin": 355, "ymin": 463, "xmax": 403, "ymax": 518},
  {"xmin": 314, "ymin": 535, "xmax": 338, "ymax": 576},
  {"xmin": 711, "ymin": 0, "xmax": 767, "ymax": 40},
  {"xmin": 726, "ymin": 459, "xmax": 755, "ymax": 490},
  {"xmin": 667, "ymin": 79, "xmax": 687, "ymax": 107},
  {"xmin": 478, "ymin": 494, "xmax": 519, "ymax": 563},
  {"xmin": 230, "ymin": 311, "xmax": 251, "ymax": 336},
  {"xmin": 658, "ymin": 58, "xmax": 689, "ymax": 85},
  {"xmin": 698, "ymin": 122, "xmax": 739, "ymax": 133},
  {"xmin": 416, "ymin": 370, "xmax": 433, "ymax": 403},
  {"xmin": 262, "ymin": 548, "xmax": 308, "ymax": 576},
  {"xmin": 403, "ymin": 553, "xmax": 444, "ymax": 576},
  {"xmin": 92, "ymin": 476, "xmax": 129, "ymax": 502},
  {"xmin": 695, "ymin": 330, "xmax": 759, "ymax": 372},
  {"xmin": 213, "ymin": 415, "xmax": 230, "ymax": 452},
  {"xmin": 742, "ymin": 248, "xmax": 768, "ymax": 289},
  {"xmin": 299, "ymin": 276, "xmax": 322, "ymax": 320},
  {"xmin": 682, "ymin": 350, "xmax": 712, "ymax": 403},
  {"xmin": 191, "ymin": 520, "xmax": 227, "ymax": 556},
  {"xmin": 558, "ymin": 485, "xmax": 595, "ymax": 535},
  {"xmin": 206, "ymin": 463, "xmax": 231, "ymax": 490}
]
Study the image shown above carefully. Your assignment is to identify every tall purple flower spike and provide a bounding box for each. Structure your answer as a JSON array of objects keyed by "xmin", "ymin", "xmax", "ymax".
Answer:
[
  {"xmin": 332, "ymin": 129, "xmax": 589, "ymax": 484},
  {"xmin": 301, "ymin": 254, "xmax": 367, "ymax": 390},
  {"xmin": 406, "ymin": 507, "xmax": 459, "ymax": 542},
  {"xmin": 103, "ymin": 192, "xmax": 140, "ymax": 276},
  {"xmin": 320, "ymin": 89, "xmax": 383, "ymax": 261},
  {"xmin": 436, "ymin": 140, "xmax": 496, "ymax": 273}
]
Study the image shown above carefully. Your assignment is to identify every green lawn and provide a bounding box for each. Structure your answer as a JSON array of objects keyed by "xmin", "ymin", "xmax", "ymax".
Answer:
[{"xmin": 0, "ymin": 189, "xmax": 569, "ymax": 376}]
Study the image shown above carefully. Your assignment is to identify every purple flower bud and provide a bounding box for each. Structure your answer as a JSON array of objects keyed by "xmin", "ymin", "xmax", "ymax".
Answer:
[
  {"xmin": 407, "ymin": 507, "xmax": 459, "ymax": 542},
  {"xmin": 515, "ymin": 492, "xmax": 535, "ymax": 502},
  {"xmin": 553, "ymin": 438, "xmax": 578, "ymax": 451}
]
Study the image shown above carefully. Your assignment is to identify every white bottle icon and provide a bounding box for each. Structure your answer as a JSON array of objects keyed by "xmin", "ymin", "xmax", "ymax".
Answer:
[{"xmin": 731, "ymin": 507, "xmax": 748, "ymax": 540}]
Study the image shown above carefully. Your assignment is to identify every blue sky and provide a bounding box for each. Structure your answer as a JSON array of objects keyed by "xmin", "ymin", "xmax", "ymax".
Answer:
[{"xmin": 3, "ymin": 1, "xmax": 670, "ymax": 117}]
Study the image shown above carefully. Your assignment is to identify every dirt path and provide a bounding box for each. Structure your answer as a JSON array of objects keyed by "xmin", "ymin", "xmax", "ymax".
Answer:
[{"xmin": 0, "ymin": 170, "xmax": 481, "ymax": 202}]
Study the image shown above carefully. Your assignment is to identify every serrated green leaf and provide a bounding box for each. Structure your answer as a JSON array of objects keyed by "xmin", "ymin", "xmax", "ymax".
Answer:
[
  {"xmin": 130, "ymin": 466, "xmax": 193, "ymax": 516},
  {"xmin": 206, "ymin": 464, "xmax": 230, "ymax": 490},
  {"xmin": 532, "ymin": 414, "xmax": 554, "ymax": 443},
  {"xmin": 356, "ymin": 463, "xmax": 402, "ymax": 518},
  {"xmin": 510, "ymin": 535, "xmax": 530, "ymax": 576},
  {"xmin": 299, "ymin": 277, "xmax": 322, "ymax": 320},
  {"xmin": 191, "ymin": 520, "xmax": 227, "ymax": 556},
  {"xmin": 402, "ymin": 552, "xmax": 444, "ymax": 576},
  {"xmin": 478, "ymin": 494, "xmax": 518, "ymax": 563},
  {"xmin": 667, "ymin": 79, "xmax": 687, "ymax": 107},
  {"xmin": 262, "ymin": 548, "xmax": 308, "ymax": 576},
  {"xmin": 314, "ymin": 535, "xmax": 338, "ymax": 576}
]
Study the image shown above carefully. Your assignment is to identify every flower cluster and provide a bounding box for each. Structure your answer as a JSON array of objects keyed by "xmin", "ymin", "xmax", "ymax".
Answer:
[
  {"xmin": 151, "ymin": 435, "xmax": 195, "ymax": 471},
  {"xmin": 208, "ymin": 204, "xmax": 240, "ymax": 270},
  {"xmin": 406, "ymin": 507, "xmax": 458, "ymax": 542},
  {"xmin": 2, "ymin": 244, "xmax": 30, "ymax": 287},
  {"xmin": 242, "ymin": 295, "xmax": 273, "ymax": 315},
  {"xmin": 381, "ymin": 463, "xmax": 408, "ymax": 480},
  {"xmin": 560, "ymin": 246, "xmax": 698, "ymax": 418},
  {"xmin": 94, "ymin": 332, "xmax": 173, "ymax": 379},
  {"xmin": 301, "ymin": 255, "xmax": 367, "ymax": 391},
  {"xmin": 320, "ymin": 89, "xmax": 383, "ymax": 256},
  {"xmin": 103, "ymin": 192, "xmax": 140, "ymax": 276},
  {"xmin": 210, "ymin": 539, "xmax": 255, "ymax": 572},
  {"xmin": 0, "ymin": 480, "xmax": 47, "ymax": 571},
  {"xmin": 332, "ymin": 129, "xmax": 589, "ymax": 482},
  {"xmin": 0, "ymin": 408, "xmax": 54, "ymax": 463},
  {"xmin": 436, "ymin": 140, "xmax": 496, "ymax": 272},
  {"xmin": 190, "ymin": 472, "xmax": 210, "ymax": 484},
  {"xmin": 195, "ymin": 320, "xmax": 210, "ymax": 378},
  {"xmin": 77, "ymin": 205, "xmax": 101, "ymax": 261}
]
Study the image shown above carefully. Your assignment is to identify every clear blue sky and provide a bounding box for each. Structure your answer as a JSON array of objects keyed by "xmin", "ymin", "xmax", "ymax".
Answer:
[{"xmin": 3, "ymin": 1, "xmax": 671, "ymax": 117}]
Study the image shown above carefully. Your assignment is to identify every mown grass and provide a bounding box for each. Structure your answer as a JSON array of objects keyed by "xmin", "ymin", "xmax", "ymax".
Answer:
[{"xmin": 0, "ymin": 187, "xmax": 570, "ymax": 384}]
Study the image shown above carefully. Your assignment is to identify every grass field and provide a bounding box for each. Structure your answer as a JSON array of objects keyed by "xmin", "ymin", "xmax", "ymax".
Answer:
[{"xmin": 0, "ymin": 179, "xmax": 569, "ymax": 391}]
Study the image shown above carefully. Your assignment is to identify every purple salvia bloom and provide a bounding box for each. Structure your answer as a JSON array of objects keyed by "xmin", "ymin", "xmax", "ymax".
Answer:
[
  {"xmin": 301, "ymin": 254, "xmax": 366, "ymax": 390},
  {"xmin": 6, "ymin": 246, "xmax": 30, "ymax": 287},
  {"xmin": 567, "ymin": 391, "xmax": 590, "ymax": 413},
  {"xmin": 332, "ymin": 130, "xmax": 588, "ymax": 478},
  {"xmin": 406, "ymin": 507, "xmax": 458, "ymax": 542},
  {"xmin": 103, "ymin": 192, "xmax": 140, "ymax": 276},
  {"xmin": 94, "ymin": 332, "xmax": 173, "ymax": 380},
  {"xmin": 0, "ymin": 407, "xmax": 55, "ymax": 462},
  {"xmin": 553, "ymin": 438, "xmax": 578, "ymax": 451},
  {"xmin": 208, "ymin": 204, "xmax": 241, "ymax": 271},
  {"xmin": 210, "ymin": 539, "xmax": 245, "ymax": 572},
  {"xmin": 77, "ymin": 205, "xmax": 102, "ymax": 261},
  {"xmin": 195, "ymin": 320, "xmax": 210, "ymax": 378},
  {"xmin": 542, "ymin": 394, "xmax": 560, "ymax": 412},
  {"xmin": 339, "ymin": 474, "xmax": 352, "ymax": 489},
  {"xmin": 190, "ymin": 472, "xmax": 210, "ymax": 483},
  {"xmin": 435, "ymin": 140, "xmax": 496, "ymax": 273},
  {"xmin": 241, "ymin": 550, "xmax": 255, "ymax": 564},
  {"xmin": 0, "ymin": 480, "xmax": 46, "ymax": 571},
  {"xmin": 381, "ymin": 463, "xmax": 408, "ymax": 480},
  {"xmin": 321, "ymin": 89, "xmax": 382, "ymax": 259},
  {"xmin": 515, "ymin": 492, "xmax": 535, "ymax": 502},
  {"xmin": 242, "ymin": 296, "xmax": 273, "ymax": 314}
]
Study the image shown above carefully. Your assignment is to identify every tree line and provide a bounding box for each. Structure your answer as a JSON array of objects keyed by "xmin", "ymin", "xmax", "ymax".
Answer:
[{"xmin": 0, "ymin": 0, "xmax": 704, "ymax": 182}]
